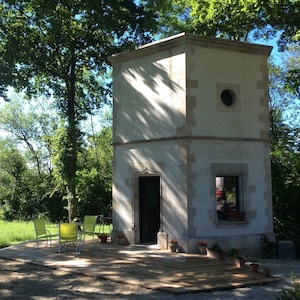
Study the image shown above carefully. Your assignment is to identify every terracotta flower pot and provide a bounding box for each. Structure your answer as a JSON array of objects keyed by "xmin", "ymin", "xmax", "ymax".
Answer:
[
  {"xmin": 236, "ymin": 258, "xmax": 246, "ymax": 268},
  {"xmin": 170, "ymin": 244, "xmax": 178, "ymax": 252},
  {"xmin": 117, "ymin": 238, "xmax": 127, "ymax": 245},
  {"xmin": 263, "ymin": 267, "xmax": 271, "ymax": 277},
  {"xmin": 100, "ymin": 236, "xmax": 107, "ymax": 243},
  {"xmin": 207, "ymin": 249, "xmax": 225, "ymax": 260},
  {"xmin": 249, "ymin": 263, "xmax": 259, "ymax": 273},
  {"xmin": 198, "ymin": 246, "xmax": 207, "ymax": 255}
]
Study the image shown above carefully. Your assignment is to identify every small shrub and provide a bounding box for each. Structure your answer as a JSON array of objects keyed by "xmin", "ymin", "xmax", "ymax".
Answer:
[
  {"xmin": 261, "ymin": 235, "xmax": 277, "ymax": 258},
  {"xmin": 277, "ymin": 273, "xmax": 300, "ymax": 299},
  {"xmin": 209, "ymin": 243, "xmax": 224, "ymax": 253},
  {"xmin": 226, "ymin": 248, "xmax": 240, "ymax": 258},
  {"xmin": 196, "ymin": 241, "xmax": 208, "ymax": 247}
]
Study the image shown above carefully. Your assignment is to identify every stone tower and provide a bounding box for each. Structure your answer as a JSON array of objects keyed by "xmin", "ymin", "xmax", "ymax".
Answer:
[{"xmin": 109, "ymin": 33, "xmax": 273, "ymax": 255}]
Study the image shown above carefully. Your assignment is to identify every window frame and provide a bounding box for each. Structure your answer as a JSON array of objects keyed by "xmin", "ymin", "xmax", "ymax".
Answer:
[{"xmin": 215, "ymin": 173, "xmax": 246, "ymax": 223}]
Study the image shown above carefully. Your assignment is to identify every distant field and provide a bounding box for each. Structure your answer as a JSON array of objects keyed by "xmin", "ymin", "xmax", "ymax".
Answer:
[{"xmin": 0, "ymin": 220, "xmax": 111, "ymax": 248}]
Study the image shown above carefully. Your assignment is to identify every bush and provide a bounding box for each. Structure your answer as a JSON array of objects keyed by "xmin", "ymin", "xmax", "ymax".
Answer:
[{"xmin": 277, "ymin": 273, "xmax": 300, "ymax": 300}]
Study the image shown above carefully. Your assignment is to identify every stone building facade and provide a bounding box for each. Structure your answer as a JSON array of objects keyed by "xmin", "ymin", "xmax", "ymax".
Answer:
[{"xmin": 109, "ymin": 33, "xmax": 273, "ymax": 255}]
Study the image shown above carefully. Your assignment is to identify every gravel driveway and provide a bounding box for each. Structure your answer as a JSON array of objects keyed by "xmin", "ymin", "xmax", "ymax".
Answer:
[{"xmin": 0, "ymin": 258, "xmax": 299, "ymax": 299}]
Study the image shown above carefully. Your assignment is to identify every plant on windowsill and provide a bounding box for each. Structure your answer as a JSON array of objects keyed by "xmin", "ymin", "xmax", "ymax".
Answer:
[
  {"xmin": 206, "ymin": 243, "xmax": 225, "ymax": 260},
  {"xmin": 226, "ymin": 210, "xmax": 246, "ymax": 221},
  {"xmin": 169, "ymin": 239, "xmax": 178, "ymax": 252},
  {"xmin": 196, "ymin": 241, "xmax": 207, "ymax": 255}
]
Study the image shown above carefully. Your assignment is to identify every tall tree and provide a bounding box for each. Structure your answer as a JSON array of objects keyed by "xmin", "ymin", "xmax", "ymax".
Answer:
[
  {"xmin": 143, "ymin": 0, "xmax": 300, "ymax": 45},
  {"xmin": 269, "ymin": 45, "xmax": 300, "ymax": 128},
  {"xmin": 0, "ymin": 0, "xmax": 156, "ymax": 218},
  {"xmin": 270, "ymin": 109, "xmax": 300, "ymax": 241},
  {"xmin": 0, "ymin": 94, "xmax": 56, "ymax": 175}
]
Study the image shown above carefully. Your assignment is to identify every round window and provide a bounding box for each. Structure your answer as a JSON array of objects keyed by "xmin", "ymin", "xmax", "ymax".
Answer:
[{"xmin": 221, "ymin": 89, "xmax": 235, "ymax": 107}]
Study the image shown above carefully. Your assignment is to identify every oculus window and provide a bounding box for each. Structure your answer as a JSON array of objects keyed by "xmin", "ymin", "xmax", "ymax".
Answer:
[
  {"xmin": 221, "ymin": 89, "xmax": 235, "ymax": 107},
  {"xmin": 216, "ymin": 175, "xmax": 245, "ymax": 222}
]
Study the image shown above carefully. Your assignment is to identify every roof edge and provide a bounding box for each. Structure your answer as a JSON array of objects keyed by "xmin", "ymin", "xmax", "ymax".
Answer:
[{"xmin": 108, "ymin": 32, "xmax": 273, "ymax": 64}]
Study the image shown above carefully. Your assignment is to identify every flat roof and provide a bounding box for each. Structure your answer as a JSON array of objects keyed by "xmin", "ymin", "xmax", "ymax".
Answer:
[{"xmin": 109, "ymin": 32, "xmax": 272, "ymax": 64}]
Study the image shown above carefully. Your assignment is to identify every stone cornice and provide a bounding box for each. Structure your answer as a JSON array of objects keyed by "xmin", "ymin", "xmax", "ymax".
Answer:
[
  {"xmin": 108, "ymin": 32, "xmax": 272, "ymax": 65},
  {"xmin": 112, "ymin": 135, "xmax": 270, "ymax": 146}
]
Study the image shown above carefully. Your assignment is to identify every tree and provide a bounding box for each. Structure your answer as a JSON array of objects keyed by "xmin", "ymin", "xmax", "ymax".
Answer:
[
  {"xmin": 0, "ymin": 140, "xmax": 29, "ymax": 220},
  {"xmin": 143, "ymin": 0, "xmax": 300, "ymax": 45},
  {"xmin": 282, "ymin": 45, "xmax": 300, "ymax": 100},
  {"xmin": 77, "ymin": 125, "xmax": 113, "ymax": 217},
  {"xmin": 270, "ymin": 109, "xmax": 300, "ymax": 241},
  {"xmin": 0, "ymin": 94, "xmax": 56, "ymax": 175},
  {"xmin": 0, "ymin": 0, "xmax": 157, "ymax": 218},
  {"xmin": 268, "ymin": 45, "xmax": 300, "ymax": 128}
]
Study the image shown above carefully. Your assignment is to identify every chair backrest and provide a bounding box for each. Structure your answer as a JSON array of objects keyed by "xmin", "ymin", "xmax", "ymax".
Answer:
[
  {"xmin": 82, "ymin": 215, "xmax": 97, "ymax": 232},
  {"xmin": 33, "ymin": 219, "xmax": 47, "ymax": 236},
  {"xmin": 59, "ymin": 223, "xmax": 77, "ymax": 240}
]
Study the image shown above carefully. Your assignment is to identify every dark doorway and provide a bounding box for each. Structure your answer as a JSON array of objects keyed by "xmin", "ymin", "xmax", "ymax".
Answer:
[{"xmin": 139, "ymin": 176, "xmax": 160, "ymax": 243}]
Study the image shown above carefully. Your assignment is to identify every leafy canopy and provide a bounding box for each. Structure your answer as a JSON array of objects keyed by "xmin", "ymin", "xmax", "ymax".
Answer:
[
  {"xmin": 0, "ymin": 0, "xmax": 156, "ymax": 114},
  {"xmin": 143, "ymin": 0, "xmax": 300, "ymax": 47}
]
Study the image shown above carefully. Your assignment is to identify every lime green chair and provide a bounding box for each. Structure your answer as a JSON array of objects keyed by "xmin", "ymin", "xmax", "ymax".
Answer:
[
  {"xmin": 82, "ymin": 215, "xmax": 98, "ymax": 245},
  {"xmin": 58, "ymin": 223, "xmax": 81, "ymax": 254},
  {"xmin": 33, "ymin": 219, "xmax": 57, "ymax": 249}
]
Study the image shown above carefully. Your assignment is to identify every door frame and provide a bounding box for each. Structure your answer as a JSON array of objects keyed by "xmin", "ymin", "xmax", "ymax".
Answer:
[
  {"xmin": 139, "ymin": 175, "xmax": 160, "ymax": 243},
  {"xmin": 132, "ymin": 168, "xmax": 162, "ymax": 244}
]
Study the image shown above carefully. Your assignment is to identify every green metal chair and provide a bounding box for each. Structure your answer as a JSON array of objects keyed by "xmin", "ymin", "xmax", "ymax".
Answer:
[
  {"xmin": 58, "ymin": 222, "xmax": 81, "ymax": 254},
  {"xmin": 33, "ymin": 219, "xmax": 57, "ymax": 249},
  {"xmin": 81, "ymin": 215, "xmax": 98, "ymax": 245}
]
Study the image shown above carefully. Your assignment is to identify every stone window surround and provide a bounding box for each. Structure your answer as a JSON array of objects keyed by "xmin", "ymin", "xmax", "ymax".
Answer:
[
  {"xmin": 211, "ymin": 163, "xmax": 248, "ymax": 225},
  {"xmin": 216, "ymin": 83, "xmax": 241, "ymax": 112}
]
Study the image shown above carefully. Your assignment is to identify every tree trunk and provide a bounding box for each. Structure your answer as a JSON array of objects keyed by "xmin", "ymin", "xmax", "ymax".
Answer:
[{"xmin": 65, "ymin": 53, "xmax": 78, "ymax": 220}]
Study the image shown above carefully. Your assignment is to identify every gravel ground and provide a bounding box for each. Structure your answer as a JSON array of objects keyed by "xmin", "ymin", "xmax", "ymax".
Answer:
[{"xmin": 0, "ymin": 258, "xmax": 299, "ymax": 299}]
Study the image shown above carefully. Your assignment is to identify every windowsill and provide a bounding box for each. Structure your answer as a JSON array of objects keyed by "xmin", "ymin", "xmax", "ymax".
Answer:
[{"xmin": 215, "ymin": 220, "xmax": 248, "ymax": 227}]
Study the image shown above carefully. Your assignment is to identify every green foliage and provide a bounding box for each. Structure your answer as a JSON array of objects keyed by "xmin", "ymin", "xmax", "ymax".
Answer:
[
  {"xmin": 277, "ymin": 273, "xmax": 300, "ymax": 300},
  {"xmin": 282, "ymin": 45, "xmax": 300, "ymax": 100},
  {"xmin": 0, "ymin": 220, "xmax": 112, "ymax": 248},
  {"xmin": 270, "ymin": 109, "xmax": 300, "ymax": 244},
  {"xmin": 261, "ymin": 235, "xmax": 277, "ymax": 259},
  {"xmin": 77, "ymin": 126, "xmax": 112, "ymax": 217},
  {"xmin": 0, "ymin": 0, "xmax": 157, "ymax": 219},
  {"xmin": 226, "ymin": 248, "xmax": 241, "ymax": 258},
  {"xmin": 0, "ymin": 94, "xmax": 56, "ymax": 175},
  {"xmin": 0, "ymin": 220, "xmax": 38, "ymax": 248},
  {"xmin": 208, "ymin": 243, "xmax": 224, "ymax": 253},
  {"xmin": 144, "ymin": 0, "xmax": 299, "ymax": 48},
  {"xmin": 0, "ymin": 116, "xmax": 112, "ymax": 222}
]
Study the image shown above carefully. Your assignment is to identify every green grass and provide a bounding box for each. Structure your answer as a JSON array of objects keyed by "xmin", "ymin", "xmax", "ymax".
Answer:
[
  {"xmin": 0, "ymin": 220, "xmax": 112, "ymax": 249},
  {"xmin": 0, "ymin": 220, "xmax": 37, "ymax": 248}
]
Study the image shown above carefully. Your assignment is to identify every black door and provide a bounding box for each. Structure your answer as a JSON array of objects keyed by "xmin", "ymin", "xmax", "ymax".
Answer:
[{"xmin": 139, "ymin": 176, "xmax": 160, "ymax": 243}]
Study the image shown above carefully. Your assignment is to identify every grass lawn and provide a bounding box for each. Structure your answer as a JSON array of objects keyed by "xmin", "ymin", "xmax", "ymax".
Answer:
[
  {"xmin": 0, "ymin": 220, "xmax": 40, "ymax": 248},
  {"xmin": 0, "ymin": 220, "xmax": 111, "ymax": 249}
]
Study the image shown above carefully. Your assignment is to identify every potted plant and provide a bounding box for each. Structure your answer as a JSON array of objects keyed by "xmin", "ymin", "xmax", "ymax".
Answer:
[
  {"xmin": 98, "ymin": 233, "xmax": 108, "ymax": 243},
  {"xmin": 262, "ymin": 266, "xmax": 272, "ymax": 277},
  {"xmin": 196, "ymin": 241, "xmax": 207, "ymax": 255},
  {"xmin": 226, "ymin": 248, "xmax": 246, "ymax": 268},
  {"xmin": 169, "ymin": 239, "xmax": 178, "ymax": 252},
  {"xmin": 116, "ymin": 233, "xmax": 127, "ymax": 245},
  {"xmin": 248, "ymin": 258, "xmax": 260, "ymax": 273},
  {"xmin": 206, "ymin": 243, "xmax": 225, "ymax": 260}
]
